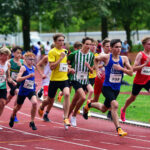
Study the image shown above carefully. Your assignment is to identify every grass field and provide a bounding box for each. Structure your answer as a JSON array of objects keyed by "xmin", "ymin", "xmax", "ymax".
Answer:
[{"xmin": 57, "ymin": 75, "xmax": 150, "ymax": 123}]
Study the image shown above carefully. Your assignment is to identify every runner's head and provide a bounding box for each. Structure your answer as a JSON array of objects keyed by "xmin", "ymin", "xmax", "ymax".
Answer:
[
  {"xmin": 73, "ymin": 41, "xmax": 82, "ymax": 50},
  {"xmin": 110, "ymin": 39, "xmax": 122, "ymax": 55},
  {"xmin": 24, "ymin": 52, "xmax": 35, "ymax": 66},
  {"xmin": 82, "ymin": 37, "xmax": 92, "ymax": 51},
  {"xmin": 12, "ymin": 46, "xmax": 22, "ymax": 59},
  {"xmin": 102, "ymin": 38, "xmax": 111, "ymax": 54},
  {"xmin": 90, "ymin": 39, "xmax": 98, "ymax": 53},
  {"xmin": 0, "ymin": 46, "xmax": 11, "ymax": 62},
  {"xmin": 53, "ymin": 33, "xmax": 65, "ymax": 49},
  {"xmin": 141, "ymin": 37, "xmax": 150, "ymax": 51}
]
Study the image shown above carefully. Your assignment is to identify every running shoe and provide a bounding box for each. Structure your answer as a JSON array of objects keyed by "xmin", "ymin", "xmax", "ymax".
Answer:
[
  {"xmin": 64, "ymin": 118, "xmax": 71, "ymax": 126},
  {"xmin": 71, "ymin": 116, "xmax": 77, "ymax": 127},
  {"xmin": 117, "ymin": 127, "xmax": 127, "ymax": 137},
  {"xmin": 14, "ymin": 116, "xmax": 19, "ymax": 123},
  {"xmin": 82, "ymin": 100, "xmax": 91, "ymax": 120},
  {"xmin": 57, "ymin": 92, "xmax": 63, "ymax": 102},
  {"xmin": 43, "ymin": 114, "xmax": 50, "ymax": 122},
  {"xmin": 37, "ymin": 88, "xmax": 43, "ymax": 99},
  {"xmin": 9, "ymin": 117, "xmax": 15, "ymax": 128},
  {"xmin": 77, "ymin": 110, "xmax": 80, "ymax": 114},
  {"xmin": 107, "ymin": 111, "xmax": 112, "ymax": 120},
  {"xmin": 120, "ymin": 107, "xmax": 126, "ymax": 122},
  {"xmin": 29, "ymin": 122, "xmax": 37, "ymax": 130},
  {"xmin": 38, "ymin": 106, "xmax": 44, "ymax": 117},
  {"xmin": 88, "ymin": 110, "xmax": 91, "ymax": 117}
]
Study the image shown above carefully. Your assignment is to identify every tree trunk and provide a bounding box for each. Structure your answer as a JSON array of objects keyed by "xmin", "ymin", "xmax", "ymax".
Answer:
[
  {"xmin": 22, "ymin": 1, "xmax": 30, "ymax": 51},
  {"xmin": 101, "ymin": 16, "xmax": 108, "ymax": 40}
]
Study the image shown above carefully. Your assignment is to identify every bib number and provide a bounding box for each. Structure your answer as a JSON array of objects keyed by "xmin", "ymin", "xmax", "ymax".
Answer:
[
  {"xmin": 141, "ymin": 67, "xmax": 150, "ymax": 75},
  {"xmin": 23, "ymin": 80, "xmax": 34, "ymax": 89},
  {"xmin": 77, "ymin": 72, "xmax": 88, "ymax": 80},
  {"xmin": 59, "ymin": 63, "xmax": 68, "ymax": 72},
  {"xmin": 109, "ymin": 74, "xmax": 122, "ymax": 83},
  {"xmin": 0, "ymin": 75, "xmax": 6, "ymax": 83},
  {"xmin": 11, "ymin": 72, "xmax": 18, "ymax": 80}
]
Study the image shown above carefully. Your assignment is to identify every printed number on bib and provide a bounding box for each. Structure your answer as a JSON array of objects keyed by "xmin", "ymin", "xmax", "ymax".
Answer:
[
  {"xmin": 109, "ymin": 74, "xmax": 122, "ymax": 83},
  {"xmin": 0, "ymin": 75, "xmax": 6, "ymax": 83},
  {"xmin": 141, "ymin": 67, "xmax": 150, "ymax": 75},
  {"xmin": 23, "ymin": 80, "xmax": 34, "ymax": 89},
  {"xmin": 77, "ymin": 72, "xmax": 88, "ymax": 80},
  {"xmin": 11, "ymin": 72, "xmax": 18, "ymax": 80},
  {"xmin": 59, "ymin": 63, "xmax": 68, "ymax": 72}
]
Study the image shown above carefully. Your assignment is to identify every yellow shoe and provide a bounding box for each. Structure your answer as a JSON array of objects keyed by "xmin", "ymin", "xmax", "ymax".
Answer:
[
  {"xmin": 77, "ymin": 110, "xmax": 80, "ymax": 114},
  {"xmin": 57, "ymin": 92, "xmax": 63, "ymax": 102},
  {"xmin": 64, "ymin": 118, "xmax": 71, "ymax": 126},
  {"xmin": 117, "ymin": 128, "xmax": 127, "ymax": 137},
  {"xmin": 38, "ymin": 107, "xmax": 43, "ymax": 117}
]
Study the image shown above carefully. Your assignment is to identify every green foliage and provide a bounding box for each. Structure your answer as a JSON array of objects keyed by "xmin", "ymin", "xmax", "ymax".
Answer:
[{"xmin": 131, "ymin": 44, "xmax": 144, "ymax": 52}]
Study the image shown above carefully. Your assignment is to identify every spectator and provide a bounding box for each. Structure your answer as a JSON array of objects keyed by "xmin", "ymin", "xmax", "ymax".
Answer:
[{"xmin": 121, "ymin": 40, "xmax": 130, "ymax": 56}]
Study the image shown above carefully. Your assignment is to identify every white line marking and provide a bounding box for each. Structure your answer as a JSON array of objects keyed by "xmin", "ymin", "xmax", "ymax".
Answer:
[
  {"xmin": 129, "ymin": 135, "xmax": 146, "ymax": 138},
  {"xmin": 35, "ymin": 147, "xmax": 53, "ymax": 150},
  {"xmin": 0, "ymin": 125, "xmax": 107, "ymax": 150},
  {"xmin": 47, "ymin": 136, "xmax": 64, "ymax": 139},
  {"xmin": 131, "ymin": 146, "xmax": 150, "ymax": 149},
  {"xmin": 9, "ymin": 144, "xmax": 26, "ymax": 147},
  {"xmin": 100, "ymin": 142, "xmax": 119, "ymax": 146},
  {"xmin": 73, "ymin": 138, "xmax": 90, "ymax": 142},
  {"xmin": 0, "ymin": 147, "xmax": 12, "ymax": 150},
  {"xmin": 2, "ymin": 131, "xmax": 14, "ymax": 133}
]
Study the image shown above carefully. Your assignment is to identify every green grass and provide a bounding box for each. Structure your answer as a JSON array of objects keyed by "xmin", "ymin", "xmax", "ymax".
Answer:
[{"xmin": 57, "ymin": 75, "xmax": 150, "ymax": 123}]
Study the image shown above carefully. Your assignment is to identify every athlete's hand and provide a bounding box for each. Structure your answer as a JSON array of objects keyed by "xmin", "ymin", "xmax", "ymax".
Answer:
[
  {"xmin": 85, "ymin": 62, "xmax": 90, "ymax": 68},
  {"xmin": 113, "ymin": 64, "xmax": 123, "ymax": 71},
  {"xmin": 60, "ymin": 52, "xmax": 66, "ymax": 59},
  {"xmin": 12, "ymin": 81, "xmax": 17, "ymax": 86},
  {"xmin": 69, "ymin": 68, "xmax": 75, "ymax": 74},
  {"xmin": 29, "ymin": 73, "xmax": 35, "ymax": 78},
  {"xmin": 17, "ymin": 61, "xmax": 22, "ymax": 67},
  {"xmin": 42, "ymin": 74, "xmax": 46, "ymax": 79}
]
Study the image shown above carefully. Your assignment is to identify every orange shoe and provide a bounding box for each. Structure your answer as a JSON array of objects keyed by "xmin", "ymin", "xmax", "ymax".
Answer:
[
  {"xmin": 38, "ymin": 106, "xmax": 43, "ymax": 117},
  {"xmin": 82, "ymin": 100, "xmax": 91, "ymax": 120},
  {"xmin": 57, "ymin": 92, "xmax": 63, "ymax": 102},
  {"xmin": 64, "ymin": 118, "xmax": 71, "ymax": 126},
  {"xmin": 117, "ymin": 127, "xmax": 127, "ymax": 137}
]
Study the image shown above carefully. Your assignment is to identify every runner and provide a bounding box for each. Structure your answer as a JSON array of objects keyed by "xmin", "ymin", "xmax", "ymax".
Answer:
[
  {"xmin": 68, "ymin": 37, "xmax": 94, "ymax": 127},
  {"xmin": 6, "ymin": 46, "xmax": 23, "ymax": 122},
  {"xmin": 82, "ymin": 39, "xmax": 133, "ymax": 136},
  {"xmin": 121, "ymin": 37, "xmax": 150, "ymax": 121},
  {"xmin": 36, "ymin": 55, "xmax": 51, "ymax": 122},
  {"xmin": 38, "ymin": 33, "xmax": 71, "ymax": 129},
  {"xmin": 0, "ymin": 47, "xmax": 11, "ymax": 130},
  {"xmin": 9, "ymin": 52, "xmax": 38, "ymax": 130}
]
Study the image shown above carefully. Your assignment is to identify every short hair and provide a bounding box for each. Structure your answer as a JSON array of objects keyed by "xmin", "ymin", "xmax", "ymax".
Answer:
[
  {"xmin": 73, "ymin": 41, "xmax": 82, "ymax": 49},
  {"xmin": 102, "ymin": 38, "xmax": 110, "ymax": 46},
  {"xmin": 82, "ymin": 37, "xmax": 92, "ymax": 44},
  {"xmin": 24, "ymin": 52, "xmax": 35, "ymax": 58},
  {"xmin": 0, "ymin": 47, "xmax": 11, "ymax": 55},
  {"xmin": 51, "ymin": 43, "xmax": 55, "ymax": 49},
  {"xmin": 110, "ymin": 39, "xmax": 122, "ymax": 47},
  {"xmin": 53, "ymin": 33, "xmax": 65, "ymax": 42},
  {"xmin": 141, "ymin": 37, "xmax": 150, "ymax": 45},
  {"xmin": 12, "ymin": 46, "xmax": 22, "ymax": 53}
]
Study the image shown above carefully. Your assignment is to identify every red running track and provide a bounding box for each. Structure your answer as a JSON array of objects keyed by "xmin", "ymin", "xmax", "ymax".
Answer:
[{"xmin": 0, "ymin": 98, "xmax": 150, "ymax": 150}]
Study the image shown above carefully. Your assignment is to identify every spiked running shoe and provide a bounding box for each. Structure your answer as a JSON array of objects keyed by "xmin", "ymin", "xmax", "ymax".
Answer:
[
  {"xmin": 38, "ymin": 105, "xmax": 44, "ymax": 117},
  {"xmin": 82, "ymin": 100, "xmax": 91, "ymax": 120},
  {"xmin": 120, "ymin": 107, "xmax": 126, "ymax": 122},
  {"xmin": 43, "ymin": 114, "xmax": 50, "ymax": 122},
  {"xmin": 14, "ymin": 115, "xmax": 19, "ymax": 123},
  {"xmin": 64, "ymin": 118, "xmax": 71, "ymax": 126},
  {"xmin": 9, "ymin": 117, "xmax": 15, "ymax": 128},
  {"xmin": 71, "ymin": 116, "xmax": 77, "ymax": 127},
  {"xmin": 29, "ymin": 122, "xmax": 37, "ymax": 130},
  {"xmin": 57, "ymin": 92, "xmax": 63, "ymax": 102},
  {"xmin": 117, "ymin": 127, "xmax": 127, "ymax": 137}
]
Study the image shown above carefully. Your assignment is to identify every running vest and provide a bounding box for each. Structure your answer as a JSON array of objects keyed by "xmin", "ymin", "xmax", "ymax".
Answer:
[
  {"xmin": 103, "ymin": 54, "xmax": 123, "ymax": 90},
  {"xmin": 18, "ymin": 65, "xmax": 35, "ymax": 96},
  {"xmin": 42, "ymin": 62, "xmax": 51, "ymax": 86},
  {"xmin": 0, "ymin": 61, "xmax": 8, "ymax": 89},
  {"xmin": 134, "ymin": 51, "xmax": 150, "ymax": 84},
  {"xmin": 10, "ymin": 58, "xmax": 23, "ymax": 81}
]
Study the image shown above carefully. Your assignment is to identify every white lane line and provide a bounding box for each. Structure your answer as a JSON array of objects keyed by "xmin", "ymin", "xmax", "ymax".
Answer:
[
  {"xmin": 5, "ymin": 106, "xmax": 150, "ymax": 143},
  {"xmin": 2, "ymin": 131, "xmax": 14, "ymax": 133},
  {"xmin": 1, "ymin": 125, "xmax": 107, "ymax": 150},
  {"xmin": 131, "ymin": 146, "xmax": 150, "ymax": 149},
  {"xmin": 9, "ymin": 144, "xmax": 26, "ymax": 147},
  {"xmin": 129, "ymin": 135, "xmax": 146, "ymax": 138},
  {"xmin": 53, "ymin": 126, "xmax": 64, "ymax": 129},
  {"xmin": 47, "ymin": 136, "xmax": 64, "ymax": 139},
  {"xmin": 0, "ymin": 147, "xmax": 12, "ymax": 150},
  {"xmin": 73, "ymin": 138, "xmax": 90, "ymax": 142},
  {"xmin": 100, "ymin": 142, "xmax": 119, "ymax": 146},
  {"xmin": 35, "ymin": 147, "xmax": 53, "ymax": 150}
]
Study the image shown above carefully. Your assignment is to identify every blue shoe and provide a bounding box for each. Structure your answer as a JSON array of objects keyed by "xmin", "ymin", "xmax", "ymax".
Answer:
[{"xmin": 14, "ymin": 116, "xmax": 19, "ymax": 123}]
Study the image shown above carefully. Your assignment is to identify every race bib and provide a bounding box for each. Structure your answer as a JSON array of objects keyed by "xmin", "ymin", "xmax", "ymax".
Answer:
[
  {"xmin": 0, "ymin": 75, "xmax": 6, "ymax": 83},
  {"xmin": 141, "ymin": 67, "xmax": 150, "ymax": 75},
  {"xmin": 77, "ymin": 72, "xmax": 88, "ymax": 80},
  {"xmin": 109, "ymin": 74, "xmax": 122, "ymax": 83},
  {"xmin": 23, "ymin": 80, "xmax": 34, "ymax": 89},
  {"xmin": 59, "ymin": 63, "xmax": 68, "ymax": 72},
  {"xmin": 11, "ymin": 72, "xmax": 18, "ymax": 80}
]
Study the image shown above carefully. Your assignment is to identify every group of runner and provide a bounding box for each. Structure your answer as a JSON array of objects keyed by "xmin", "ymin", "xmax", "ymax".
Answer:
[{"xmin": 0, "ymin": 33, "xmax": 150, "ymax": 137}]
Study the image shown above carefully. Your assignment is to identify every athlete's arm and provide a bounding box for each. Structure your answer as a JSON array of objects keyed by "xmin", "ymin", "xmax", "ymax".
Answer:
[
  {"xmin": 36, "ymin": 55, "xmax": 48, "ymax": 79},
  {"xmin": 133, "ymin": 52, "xmax": 150, "ymax": 71},
  {"xmin": 16, "ymin": 66, "xmax": 34, "ymax": 82},
  {"xmin": 50, "ymin": 52, "xmax": 65, "ymax": 70}
]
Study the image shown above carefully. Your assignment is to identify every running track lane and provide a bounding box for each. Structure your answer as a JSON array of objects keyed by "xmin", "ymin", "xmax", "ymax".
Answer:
[{"xmin": 0, "ymin": 99, "xmax": 150, "ymax": 150}]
